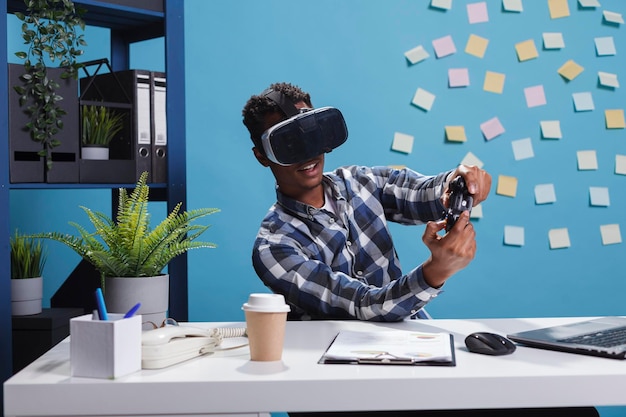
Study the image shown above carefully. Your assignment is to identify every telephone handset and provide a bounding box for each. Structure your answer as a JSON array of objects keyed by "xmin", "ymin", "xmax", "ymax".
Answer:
[{"xmin": 141, "ymin": 325, "xmax": 247, "ymax": 369}]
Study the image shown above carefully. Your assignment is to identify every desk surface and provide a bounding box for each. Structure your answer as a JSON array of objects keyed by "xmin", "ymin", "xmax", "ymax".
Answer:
[{"xmin": 5, "ymin": 317, "xmax": 626, "ymax": 416}]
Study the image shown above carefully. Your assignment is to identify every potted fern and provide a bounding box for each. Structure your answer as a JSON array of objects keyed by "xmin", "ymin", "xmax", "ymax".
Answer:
[
  {"xmin": 81, "ymin": 105, "xmax": 125, "ymax": 160},
  {"xmin": 10, "ymin": 230, "xmax": 47, "ymax": 316},
  {"xmin": 33, "ymin": 172, "xmax": 219, "ymax": 323}
]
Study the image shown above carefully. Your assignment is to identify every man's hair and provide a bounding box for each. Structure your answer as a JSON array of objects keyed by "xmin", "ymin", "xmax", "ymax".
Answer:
[{"xmin": 242, "ymin": 82, "xmax": 312, "ymax": 149}]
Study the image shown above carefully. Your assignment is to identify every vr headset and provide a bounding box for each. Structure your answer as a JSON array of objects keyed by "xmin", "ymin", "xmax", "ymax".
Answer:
[{"xmin": 260, "ymin": 105, "xmax": 349, "ymax": 166}]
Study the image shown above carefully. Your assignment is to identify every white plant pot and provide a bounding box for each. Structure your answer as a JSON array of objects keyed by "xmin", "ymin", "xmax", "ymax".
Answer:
[
  {"xmin": 104, "ymin": 274, "xmax": 169, "ymax": 325},
  {"xmin": 11, "ymin": 277, "xmax": 43, "ymax": 316},
  {"xmin": 81, "ymin": 146, "xmax": 109, "ymax": 160}
]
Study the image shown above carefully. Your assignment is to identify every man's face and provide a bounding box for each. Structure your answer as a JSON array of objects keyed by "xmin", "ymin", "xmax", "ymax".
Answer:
[{"xmin": 255, "ymin": 101, "xmax": 326, "ymax": 200}]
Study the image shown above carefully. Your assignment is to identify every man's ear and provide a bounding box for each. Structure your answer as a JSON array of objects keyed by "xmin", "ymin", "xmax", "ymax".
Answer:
[{"xmin": 253, "ymin": 147, "xmax": 271, "ymax": 167}]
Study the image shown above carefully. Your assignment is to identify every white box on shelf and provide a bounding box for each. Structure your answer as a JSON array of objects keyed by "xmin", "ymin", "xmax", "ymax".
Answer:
[{"xmin": 70, "ymin": 313, "xmax": 141, "ymax": 379}]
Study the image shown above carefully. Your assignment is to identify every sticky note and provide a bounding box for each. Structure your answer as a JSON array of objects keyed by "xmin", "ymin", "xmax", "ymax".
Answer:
[
  {"xmin": 535, "ymin": 184, "xmax": 556, "ymax": 204},
  {"xmin": 595, "ymin": 37, "xmax": 616, "ymax": 56},
  {"xmin": 467, "ymin": 2, "xmax": 489, "ymax": 24},
  {"xmin": 601, "ymin": 224, "xmax": 622, "ymax": 245},
  {"xmin": 503, "ymin": 0, "xmax": 523, "ymax": 13},
  {"xmin": 411, "ymin": 88, "xmax": 436, "ymax": 111},
  {"xmin": 432, "ymin": 35, "xmax": 456, "ymax": 58},
  {"xmin": 465, "ymin": 34, "xmax": 489, "ymax": 58},
  {"xmin": 445, "ymin": 126, "xmax": 467, "ymax": 142},
  {"xmin": 577, "ymin": 150, "xmax": 598, "ymax": 170},
  {"xmin": 540, "ymin": 120, "xmax": 562, "ymax": 139},
  {"xmin": 504, "ymin": 226, "xmax": 525, "ymax": 246},
  {"xmin": 524, "ymin": 85, "xmax": 546, "ymax": 108},
  {"xmin": 480, "ymin": 117, "xmax": 505, "ymax": 141},
  {"xmin": 573, "ymin": 92, "xmax": 594, "ymax": 112},
  {"xmin": 512, "ymin": 138, "xmax": 534, "ymax": 160},
  {"xmin": 589, "ymin": 186, "xmax": 610, "ymax": 206},
  {"xmin": 470, "ymin": 203, "xmax": 483, "ymax": 219},
  {"xmin": 598, "ymin": 72, "xmax": 619, "ymax": 88},
  {"xmin": 616, "ymin": 155, "xmax": 626, "ymax": 175},
  {"xmin": 391, "ymin": 132, "xmax": 414, "ymax": 154},
  {"xmin": 603, "ymin": 10, "xmax": 624, "ymax": 24},
  {"xmin": 404, "ymin": 45, "xmax": 430, "ymax": 65},
  {"xmin": 549, "ymin": 228, "xmax": 571, "ymax": 249},
  {"xmin": 430, "ymin": 0, "xmax": 452, "ymax": 10},
  {"xmin": 461, "ymin": 151, "xmax": 484, "ymax": 168},
  {"xmin": 496, "ymin": 175, "xmax": 518, "ymax": 197},
  {"xmin": 543, "ymin": 32, "xmax": 564, "ymax": 49},
  {"xmin": 515, "ymin": 39, "xmax": 538, "ymax": 62},
  {"xmin": 558, "ymin": 60, "xmax": 584, "ymax": 81},
  {"xmin": 605, "ymin": 109, "xmax": 625, "ymax": 129},
  {"xmin": 448, "ymin": 68, "xmax": 470, "ymax": 87},
  {"xmin": 483, "ymin": 71, "xmax": 505, "ymax": 94},
  {"xmin": 578, "ymin": 0, "xmax": 600, "ymax": 8},
  {"xmin": 548, "ymin": 0, "xmax": 570, "ymax": 19}
]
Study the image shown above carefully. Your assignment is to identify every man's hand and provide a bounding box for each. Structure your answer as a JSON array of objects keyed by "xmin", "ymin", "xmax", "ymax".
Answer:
[
  {"xmin": 421, "ymin": 211, "xmax": 476, "ymax": 288},
  {"xmin": 444, "ymin": 165, "xmax": 492, "ymax": 207}
]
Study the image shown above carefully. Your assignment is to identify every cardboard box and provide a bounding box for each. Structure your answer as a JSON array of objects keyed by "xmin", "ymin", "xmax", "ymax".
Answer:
[{"xmin": 70, "ymin": 313, "xmax": 141, "ymax": 379}]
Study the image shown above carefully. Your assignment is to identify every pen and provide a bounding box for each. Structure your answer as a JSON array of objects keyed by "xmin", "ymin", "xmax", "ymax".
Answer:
[
  {"xmin": 94, "ymin": 288, "xmax": 108, "ymax": 321},
  {"xmin": 123, "ymin": 302, "xmax": 141, "ymax": 318}
]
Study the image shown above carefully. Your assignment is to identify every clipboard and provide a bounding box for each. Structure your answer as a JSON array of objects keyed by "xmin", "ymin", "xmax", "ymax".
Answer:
[{"xmin": 318, "ymin": 329, "xmax": 456, "ymax": 366}]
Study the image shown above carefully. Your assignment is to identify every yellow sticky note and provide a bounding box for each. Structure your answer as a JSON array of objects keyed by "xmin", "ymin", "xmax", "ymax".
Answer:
[
  {"xmin": 549, "ymin": 0, "xmax": 570, "ymax": 19},
  {"xmin": 465, "ymin": 34, "xmax": 489, "ymax": 58},
  {"xmin": 445, "ymin": 126, "xmax": 466, "ymax": 142},
  {"xmin": 483, "ymin": 71, "xmax": 505, "ymax": 94},
  {"xmin": 606, "ymin": 109, "xmax": 626, "ymax": 129},
  {"xmin": 558, "ymin": 60, "xmax": 584, "ymax": 81},
  {"xmin": 496, "ymin": 175, "xmax": 518, "ymax": 197},
  {"xmin": 515, "ymin": 40, "xmax": 538, "ymax": 62}
]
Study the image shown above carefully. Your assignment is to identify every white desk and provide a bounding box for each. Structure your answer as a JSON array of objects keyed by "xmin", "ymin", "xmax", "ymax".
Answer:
[{"xmin": 5, "ymin": 317, "xmax": 626, "ymax": 417}]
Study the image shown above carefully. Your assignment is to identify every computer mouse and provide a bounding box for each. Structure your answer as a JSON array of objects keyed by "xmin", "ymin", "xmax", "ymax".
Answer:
[{"xmin": 464, "ymin": 332, "xmax": 517, "ymax": 356}]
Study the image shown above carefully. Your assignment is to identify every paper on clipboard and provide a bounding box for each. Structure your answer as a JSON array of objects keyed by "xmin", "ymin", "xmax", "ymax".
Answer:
[{"xmin": 319, "ymin": 330, "xmax": 455, "ymax": 366}]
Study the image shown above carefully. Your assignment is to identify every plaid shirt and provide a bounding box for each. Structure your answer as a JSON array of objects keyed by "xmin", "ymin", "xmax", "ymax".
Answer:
[{"xmin": 252, "ymin": 165, "xmax": 452, "ymax": 322}]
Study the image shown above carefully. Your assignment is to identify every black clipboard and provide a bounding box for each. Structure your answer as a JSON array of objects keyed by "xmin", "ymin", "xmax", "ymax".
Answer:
[{"xmin": 318, "ymin": 330, "xmax": 456, "ymax": 367}]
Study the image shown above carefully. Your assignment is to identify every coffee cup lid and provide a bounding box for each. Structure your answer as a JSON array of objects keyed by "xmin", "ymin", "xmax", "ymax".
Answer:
[{"xmin": 242, "ymin": 293, "xmax": 291, "ymax": 313}]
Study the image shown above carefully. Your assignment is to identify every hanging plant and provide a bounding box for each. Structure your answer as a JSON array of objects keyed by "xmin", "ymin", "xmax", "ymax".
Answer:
[{"xmin": 12, "ymin": 0, "xmax": 87, "ymax": 171}]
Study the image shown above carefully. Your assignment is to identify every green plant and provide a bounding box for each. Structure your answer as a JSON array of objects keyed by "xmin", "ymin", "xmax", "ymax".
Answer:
[
  {"xmin": 33, "ymin": 172, "xmax": 219, "ymax": 284},
  {"xmin": 13, "ymin": 0, "xmax": 87, "ymax": 171},
  {"xmin": 10, "ymin": 230, "xmax": 47, "ymax": 279},
  {"xmin": 81, "ymin": 105, "xmax": 125, "ymax": 146}
]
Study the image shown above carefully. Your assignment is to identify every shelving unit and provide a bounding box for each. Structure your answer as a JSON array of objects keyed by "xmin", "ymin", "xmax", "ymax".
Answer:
[{"xmin": 0, "ymin": 0, "xmax": 187, "ymax": 407}]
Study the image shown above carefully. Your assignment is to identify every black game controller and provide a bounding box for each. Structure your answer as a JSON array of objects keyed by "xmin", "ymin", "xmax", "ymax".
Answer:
[{"xmin": 445, "ymin": 176, "xmax": 473, "ymax": 232}]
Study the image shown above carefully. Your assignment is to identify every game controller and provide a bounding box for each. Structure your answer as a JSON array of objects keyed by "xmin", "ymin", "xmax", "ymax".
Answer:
[{"xmin": 445, "ymin": 176, "xmax": 473, "ymax": 232}]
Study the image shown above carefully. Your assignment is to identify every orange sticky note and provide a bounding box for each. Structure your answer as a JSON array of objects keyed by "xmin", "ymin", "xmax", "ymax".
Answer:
[
  {"xmin": 483, "ymin": 71, "xmax": 505, "ymax": 94},
  {"xmin": 549, "ymin": 0, "xmax": 570, "ymax": 19},
  {"xmin": 496, "ymin": 175, "xmax": 518, "ymax": 197},
  {"xmin": 515, "ymin": 40, "xmax": 538, "ymax": 62},
  {"xmin": 465, "ymin": 34, "xmax": 489, "ymax": 58},
  {"xmin": 558, "ymin": 60, "xmax": 584, "ymax": 81},
  {"xmin": 445, "ymin": 126, "xmax": 467, "ymax": 142},
  {"xmin": 606, "ymin": 109, "xmax": 626, "ymax": 129}
]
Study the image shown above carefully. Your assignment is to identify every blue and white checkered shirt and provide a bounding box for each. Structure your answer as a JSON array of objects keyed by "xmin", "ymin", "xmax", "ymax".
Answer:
[{"xmin": 252, "ymin": 165, "xmax": 452, "ymax": 322}]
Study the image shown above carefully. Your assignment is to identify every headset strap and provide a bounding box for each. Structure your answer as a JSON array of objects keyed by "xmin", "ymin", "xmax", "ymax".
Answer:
[{"xmin": 262, "ymin": 88, "xmax": 299, "ymax": 118}]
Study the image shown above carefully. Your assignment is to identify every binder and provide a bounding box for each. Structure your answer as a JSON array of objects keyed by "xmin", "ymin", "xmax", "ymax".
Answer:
[
  {"xmin": 151, "ymin": 72, "xmax": 167, "ymax": 183},
  {"xmin": 79, "ymin": 69, "xmax": 153, "ymax": 182},
  {"xmin": 319, "ymin": 329, "xmax": 456, "ymax": 366}
]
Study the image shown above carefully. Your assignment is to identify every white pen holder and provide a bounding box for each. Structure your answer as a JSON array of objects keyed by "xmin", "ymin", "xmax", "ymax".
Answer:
[{"xmin": 70, "ymin": 313, "xmax": 142, "ymax": 379}]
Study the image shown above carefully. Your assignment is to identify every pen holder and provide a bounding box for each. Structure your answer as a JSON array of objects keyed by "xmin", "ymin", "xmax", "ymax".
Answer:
[{"xmin": 70, "ymin": 313, "xmax": 142, "ymax": 379}]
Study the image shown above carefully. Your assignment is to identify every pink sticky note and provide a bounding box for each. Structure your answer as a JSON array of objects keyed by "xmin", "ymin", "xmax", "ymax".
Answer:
[
  {"xmin": 524, "ymin": 85, "xmax": 547, "ymax": 108},
  {"xmin": 467, "ymin": 2, "xmax": 489, "ymax": 24},
  {"xmin": 480, "ymin": 117, "xmax": 505, "ymax": 140},
  {"xmin": 448, "ymin": 68, "xmax": 470, "ymax": 87},
  {"xmin": 432, "ymin": 35, "xmax": 457, "ymax": 58}
]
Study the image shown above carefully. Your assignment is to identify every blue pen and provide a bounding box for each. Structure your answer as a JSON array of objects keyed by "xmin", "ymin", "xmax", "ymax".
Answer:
[
  {"xmin": 123, "ymin": 302, "xmax": 141, "ymax": 319},
  {"xmin": 95, "ymin": 288, "xmax": 109, "ymax": 321}
]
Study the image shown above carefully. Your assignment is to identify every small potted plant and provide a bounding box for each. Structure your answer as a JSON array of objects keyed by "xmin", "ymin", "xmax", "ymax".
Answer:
[
  {"xmin": 10, "ymin": 230, "xmax": 47, "ymax": 316},
  {"xmin": 80, "ymin": 105, "xmax": 125, "ymax": 160},
  {"xmin": 33, "ymin": 172, "xmax": 219, "ymax": 323}
]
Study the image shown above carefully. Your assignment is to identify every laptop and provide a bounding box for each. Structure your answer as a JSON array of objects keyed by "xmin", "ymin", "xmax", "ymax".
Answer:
[{"xmin": 507, "ymin": 316, "xmax": 626, "ymax": 359}]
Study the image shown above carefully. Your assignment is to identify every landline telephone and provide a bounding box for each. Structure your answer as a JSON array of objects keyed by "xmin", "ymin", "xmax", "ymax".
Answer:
[{"xmin": 141, "ymin": 325, "xmax": 247, "ymax": 369}]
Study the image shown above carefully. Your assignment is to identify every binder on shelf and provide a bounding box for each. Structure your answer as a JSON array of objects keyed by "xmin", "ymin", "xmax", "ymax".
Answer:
[
  {"xmin": 79, "ymin": 66, "xmax": 153, "ymax": 183},
  {"xmin": 151, "ymin": 72, "xmax": 167, "ymax": 183}
]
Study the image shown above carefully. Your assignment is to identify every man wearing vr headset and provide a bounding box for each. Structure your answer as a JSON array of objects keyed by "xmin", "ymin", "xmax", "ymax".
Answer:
[
  {"xmin": 242, "ymin": 82, "xmax": 491, "ymax": 322},
  {"xmin": 242, "ymin": 83, "xmax": 599, "ymax": 417}
]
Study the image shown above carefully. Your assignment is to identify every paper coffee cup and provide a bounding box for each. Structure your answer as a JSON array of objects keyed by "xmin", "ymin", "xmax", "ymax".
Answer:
[{"xmin": 243, "ymin": 294, "xmax": 290, "ymax": 361}]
